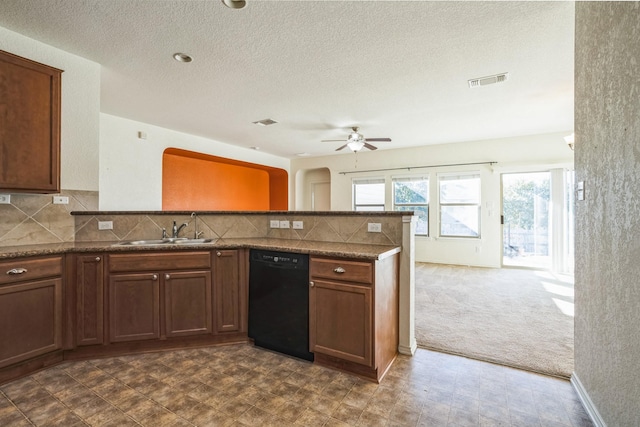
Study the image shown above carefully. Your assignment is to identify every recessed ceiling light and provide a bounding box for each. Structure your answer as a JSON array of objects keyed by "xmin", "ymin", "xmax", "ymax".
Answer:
[
  {"xmin": 173, "ymin": 53, "xmax": 193, "ymax": 63},
  {"xmin": 252, "ymin": 118, "xmax": 278, "ymax": 126},
  {"xmin": 250, "ymin": 146, "xmax": 260, "ymax": 150},
  {"xmin": 296, "ymin": 152, "xmax": 311, "ymax": 157},
  {"xmin": 222, "ymin": 0, "xmax": 246, "ymax": 9}
]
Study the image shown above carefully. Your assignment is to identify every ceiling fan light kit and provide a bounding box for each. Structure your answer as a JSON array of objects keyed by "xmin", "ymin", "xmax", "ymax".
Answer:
[{"xmin": 322, "ymin": 127, "xmax": 391, "ymax": 153}]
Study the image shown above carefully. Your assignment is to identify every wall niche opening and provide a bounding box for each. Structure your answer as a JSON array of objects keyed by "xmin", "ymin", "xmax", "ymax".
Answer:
[{"xmin": 162, "ymin": 148, "xmax": 288, "ymax": 211}]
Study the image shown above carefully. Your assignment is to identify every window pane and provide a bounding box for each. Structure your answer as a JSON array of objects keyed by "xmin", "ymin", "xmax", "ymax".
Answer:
[
  {"xmin": 441, "ymin": 206, "xmax": 480, "ymax": 237},
  {"xmin": 394, "ymin": 180, "xmax": 428, "ymax": 204},
  {"xmin": 354, "ymin": 183, "xmax": 385, "ymax": 205},
  {"xmin": 440, "ymin": 176, "xmax": 480, "ymax": 204},
  {"xmin": 396, "ymin": 205, "xmax": 428, "ymax": 235}
]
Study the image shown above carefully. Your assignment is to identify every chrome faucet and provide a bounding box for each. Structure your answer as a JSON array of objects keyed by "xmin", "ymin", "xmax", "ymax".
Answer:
[{"xmin": 172, "ymin": 220, "xmax": 188, "ymax": 238}]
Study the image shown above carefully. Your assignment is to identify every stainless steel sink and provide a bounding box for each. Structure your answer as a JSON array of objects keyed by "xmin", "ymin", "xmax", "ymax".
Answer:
[
  {"xmin": 113, "ymin": 238, "xmax": 216, "ymax": 246},
  {"xmin": 174, "ymin": 238, "xmax": 216, "ymax": 245}
]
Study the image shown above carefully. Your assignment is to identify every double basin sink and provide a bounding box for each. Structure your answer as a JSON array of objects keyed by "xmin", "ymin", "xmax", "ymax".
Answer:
[{"xmin": 113, "ymin": 238, "xmax": 216, "ymax": 247}]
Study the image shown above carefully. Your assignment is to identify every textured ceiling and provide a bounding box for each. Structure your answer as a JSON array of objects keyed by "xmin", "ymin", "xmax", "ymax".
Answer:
[{"xmin": 0, "ymin": 1, "xmax": 574, "ymax": 159}]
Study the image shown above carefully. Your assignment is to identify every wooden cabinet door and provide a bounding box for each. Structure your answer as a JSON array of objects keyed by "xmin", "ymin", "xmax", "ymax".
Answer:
[
  {"xmin": 76, "ymin": 255, "xmax": 104, "ymax": 346},
  {"xmin": 0, "ymin": 50, "xmax": 61, "ymax": 193},
  {"xmin": 0, "ymin": 278, "xmax": 62, "ymax": 368},
  {"xmin": 164, "ymin": 270, "xmax": 212, "ymax": 337},
  {"xmin": 309, "ymin": 279, "xmax": 373, "ymax": 367},
  {"xmin": 213, "ymin": 250, "xmax": 245, "ymax": 333},
  {"xmin": 108, "ymin": 273, "xmax": 160, "ymax": 342}
]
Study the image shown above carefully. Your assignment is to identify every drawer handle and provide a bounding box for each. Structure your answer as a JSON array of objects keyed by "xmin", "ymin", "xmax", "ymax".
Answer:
[
  {"xmin": 95, "ymin": 256, "xmax": 101, "ymax": 262},
  {"xmin": 217, "ymin": 251, "xmax": 222, "ymax": 257},
  {"xmin": 165, "ymin": 274, "xmax": 171, "ymax": 280},
  {"xmin": 7, "ymin": 268, "xmax": 28, "ymax": 275},
  {"xmin": 309, "ymin": 281, "xmax": 315, "ymax": 288},
  {"xmin": 152, "ymin": 274, "xmax": 158, "ymax": 280},
  {"xmin": 333, "ymin": 267, "xmax": 346, "ymax": 274}
]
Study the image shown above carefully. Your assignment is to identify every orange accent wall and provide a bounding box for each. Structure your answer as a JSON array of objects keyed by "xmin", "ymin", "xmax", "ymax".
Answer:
[{"xmin": 162, "ymin": 148, "xmax": 288, "ymax": 211}]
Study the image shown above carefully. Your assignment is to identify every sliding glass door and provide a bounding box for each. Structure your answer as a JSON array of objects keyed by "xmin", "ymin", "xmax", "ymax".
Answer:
[
  {"xmin": 502, "ymin": 172, "xmax": 551, "ymax": 269},
  {"xmin": 502, "ymin": 169, "xmax": 574, "ymax": 272}
]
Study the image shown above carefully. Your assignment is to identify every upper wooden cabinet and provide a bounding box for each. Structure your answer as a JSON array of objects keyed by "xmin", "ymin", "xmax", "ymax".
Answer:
[{"xmin": 0, "ymin": 50, "xmax": 62, "ymax": 193}]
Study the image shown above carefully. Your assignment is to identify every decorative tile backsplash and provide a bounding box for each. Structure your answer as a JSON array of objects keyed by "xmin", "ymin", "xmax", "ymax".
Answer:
[
  {"xmin": 0, "ymin": 190, "xmax": 98, "ymax": 247},
  {"xmin": 0, "ymin": 189, "xmax": 405, "ymax": 248},
  {"xmin": 74, "ymin": 213, "xmax": 404, "ymax": 246}
]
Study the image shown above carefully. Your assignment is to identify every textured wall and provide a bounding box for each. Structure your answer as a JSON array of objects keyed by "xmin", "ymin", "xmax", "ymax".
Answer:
[{"xmin": 574, "ymin": 2, "xmax": 640, "ymax": 426}]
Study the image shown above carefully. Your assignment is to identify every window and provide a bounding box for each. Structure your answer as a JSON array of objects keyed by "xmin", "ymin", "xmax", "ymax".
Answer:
[
  {"xmin": 439, "ymin": 173, "xmax": 481, "ymax": 237},
  {"xmin": 353, "ymin": 178, "xmax": 385, "ymax": 211},
  {"xmin": 393, "ymin": 177, "xmax": 429, "ymax": 235}
]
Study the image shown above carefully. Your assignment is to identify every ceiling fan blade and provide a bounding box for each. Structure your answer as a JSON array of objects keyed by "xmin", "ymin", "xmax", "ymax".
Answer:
[
  {"xmin": 364, "ymin": 138, "xmax": 391, "ymax": 142},
  {"xmin": 321, "ymin": 139, "xmax": 347, "ymax": 142},
  {"xmin": 363, "ymin": 142, "xmax": 378, "ymax": 151},
  {"xmin": 335, "ymin": 144, "xmax": 348, "ymax": 151}
]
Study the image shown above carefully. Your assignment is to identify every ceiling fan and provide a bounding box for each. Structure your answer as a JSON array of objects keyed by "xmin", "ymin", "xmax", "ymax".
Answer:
[{"xmin": 321, "ymin": 127, "xmax": 392, "ymax": 152}]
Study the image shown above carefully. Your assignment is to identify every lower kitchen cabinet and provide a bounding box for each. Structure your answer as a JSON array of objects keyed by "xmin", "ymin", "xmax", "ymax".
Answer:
[
  {"xmin": 310, "ymin": 279, "xmax": 372, "ymax": 366},
  {"xmin": 75, "ymin": 254, "xmax": 104, "ymax": 346},
  {"xmin": 164, "ymin": 270, "xmax": 212, "ymax": 337},
  {"xmin": 309, "ymin": 255, "xmax": 399, "ymax": 382},
  {"xmin": 0, "ymin": 256, "xmax": 63, "ymax": 370},
  {"xmin": 107, "ymin": 251, "xmax": 212, "ymax": 343},
  {"xmin": 108, "ymin": 273, "xmax": 160, "ymax": 342},
  {"xmin": 213, "ymin": 249, "xmax": 246, "ymax": 334}
]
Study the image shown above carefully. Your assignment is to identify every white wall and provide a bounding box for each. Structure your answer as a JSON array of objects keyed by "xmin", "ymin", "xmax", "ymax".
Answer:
[
  {"xmin": 291, "ymin": 132, "xmax": 574, "ymax": 267},
  {"xmin": 0, "ymin": 26, "xmax": 101, "ymax": 191},
  {"xmin": 99, "ymin": 114, "xmax": 291, "ymax": 210}
]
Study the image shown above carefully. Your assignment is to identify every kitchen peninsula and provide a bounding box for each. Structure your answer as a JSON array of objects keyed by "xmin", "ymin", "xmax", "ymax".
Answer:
[{"xmin": 0, "ymin": 211, "xmax": 416, "ymax": 385}]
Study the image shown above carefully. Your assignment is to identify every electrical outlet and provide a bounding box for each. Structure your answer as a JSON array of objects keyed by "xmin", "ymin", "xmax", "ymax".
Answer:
[
  {"xmin": 269, "ymin": 220, "xmax": 280, "ymax": 228},
  {"xmin": 98, "ymin": 221, "xmax": 113, "ymax": 230},
  {"xmin": 368, "ymin": 223, "xmax": 382, "ymax": 233},
  {"xmin": 0, "ymin": 194, "xmax": 10, "ymax": 204},
  {"xmin": 292, "ymin": 221, "xmax": 303, "ymax": 230},
  {"xmin": 279, "ymin": 220, "xmax": 290, "ymax": 229},
  {"xmin": 53, "ymin": 196, "xmax": 69, "ymax": 204}
]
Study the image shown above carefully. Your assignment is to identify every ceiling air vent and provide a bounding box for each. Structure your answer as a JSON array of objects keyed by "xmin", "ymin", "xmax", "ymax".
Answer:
[
  {"xmin": 252, "ymin": 118, "xmax": 278, "ymax": 126},
  {"xmin": 468, "ymin": 72, "xmax": 509, "ymax": 88}
]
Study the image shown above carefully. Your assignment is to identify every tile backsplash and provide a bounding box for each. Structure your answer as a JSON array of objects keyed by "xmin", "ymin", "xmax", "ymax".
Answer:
[
  {"xmin": 0, "ymin": 190, "xmax": 98, "ymax": 247},
  {"xmin": 0, "ymin": 190, "xmax": 405, "ymax": 248},
  {"xmin": 75, "ymin": 213, "xmax": 404, "ymax": 246}
]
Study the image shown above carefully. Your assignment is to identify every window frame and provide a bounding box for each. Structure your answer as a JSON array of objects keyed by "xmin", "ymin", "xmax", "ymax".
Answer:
[
  {"xmin": 438, "ymin": 172, "xmax": 481, "ymax": 238},
  {"xmin": 392, "ymin": 176, "xmax": 429, "ymax": 236},
  {"xmin": 352, "ymin": 177, "xmax": 386, "ymax": 211}
]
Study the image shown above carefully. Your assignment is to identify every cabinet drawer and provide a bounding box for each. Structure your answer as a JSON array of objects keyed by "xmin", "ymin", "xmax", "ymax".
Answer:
[
  {"xmin": 0, "ymin": 256, "xmax": 63, "ymax": 286},
  {"xmin": 109, "ymin": 251, "xmax": 211, "ymax": 272},
  {"xmin": 310, "ymin": 258, "xmax": 373, "ymax": 285}
]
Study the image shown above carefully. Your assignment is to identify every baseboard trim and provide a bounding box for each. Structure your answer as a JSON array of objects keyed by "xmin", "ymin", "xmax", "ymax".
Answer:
[
  {"xmin": 571, "ymin": 373, "xmax": 607, "ymax": 427},
  {"xmin": 398, "ymin": 341, "xmax": 417, "ymax": 356}
]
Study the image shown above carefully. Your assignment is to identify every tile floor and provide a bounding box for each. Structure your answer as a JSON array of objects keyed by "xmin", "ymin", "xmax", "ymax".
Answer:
[{"xmin": 0, "ymin": 344, "xmax": 593, "ymax": 427}]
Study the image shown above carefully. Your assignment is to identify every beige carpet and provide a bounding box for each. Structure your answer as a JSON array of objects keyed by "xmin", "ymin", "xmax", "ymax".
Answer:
[{"xmin": 415, "ymin": 263, "xmax": 574, "ymax": 378}]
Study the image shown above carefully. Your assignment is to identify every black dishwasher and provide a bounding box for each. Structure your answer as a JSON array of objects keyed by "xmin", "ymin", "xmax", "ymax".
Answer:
[{"xmin": 248, "ymin": 249, "xmax": 314, "ymax": 361}]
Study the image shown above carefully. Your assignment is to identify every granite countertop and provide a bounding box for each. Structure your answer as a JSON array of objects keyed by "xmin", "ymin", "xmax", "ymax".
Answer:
[{"xmin": 0, "ymin": 238, "xmax": 401, "ymax": 261}]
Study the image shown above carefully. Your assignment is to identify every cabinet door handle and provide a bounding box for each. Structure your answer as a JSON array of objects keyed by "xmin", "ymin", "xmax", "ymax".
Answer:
[
  {"xmin": 95, "ymin": 256, "xmax": 101, "ymax": 262},
  {"xmin": 216, "ymin": 251, "xmax": 222, "ymax": 257},
  {"xmin": 333, "ymin": 267, "xmax": 346, "ymax": 274},
  {"xmin": 165, "ymin": 274, "xmax": 171, "ymax": 280},
  {"xmin": 309, "ymin": 281, "xmax": 315, "ymax": 287},
  {"xmin": 152, "ymin": 274, "xmax": 158, "ymax": 280},
  {"xmin": 7, "ymin": 268, "xmax": 28, "ymax": 275}
]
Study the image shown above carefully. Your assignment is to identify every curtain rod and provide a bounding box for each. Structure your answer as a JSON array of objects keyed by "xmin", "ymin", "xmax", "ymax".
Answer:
[{"xmin": 338, "ymin": 161, "xmax": 497, "ymax": 175}]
